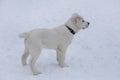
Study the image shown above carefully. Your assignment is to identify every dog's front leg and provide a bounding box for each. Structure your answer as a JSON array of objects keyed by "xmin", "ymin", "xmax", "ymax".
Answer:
[{"xmin": 57, "ymin": 48, "xmax": 69, "ymax": 68}]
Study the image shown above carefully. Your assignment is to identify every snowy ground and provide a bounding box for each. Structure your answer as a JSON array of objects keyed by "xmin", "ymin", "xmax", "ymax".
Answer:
[{"xmin": 0, "ymin": 0, "xmax": 120, "ymax": 80}]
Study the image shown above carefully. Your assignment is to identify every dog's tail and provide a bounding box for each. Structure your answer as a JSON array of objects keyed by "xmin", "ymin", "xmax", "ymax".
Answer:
[{"xmin": 19, "ymin": 32, "xmax": 30, "ymax": 39}]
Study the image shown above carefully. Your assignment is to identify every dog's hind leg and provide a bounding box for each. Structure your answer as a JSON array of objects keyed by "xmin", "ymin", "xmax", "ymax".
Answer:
[
  {"xmin": 22, "ymin": 47, "xmax": 29, "ymax": 66},
  {"xmin": 22, "ymin": 39, "xmax": 30, "ymax": 66},
  {"xmin": 29, "ymin": 48, "xmax": 42, "ymax": 75}
]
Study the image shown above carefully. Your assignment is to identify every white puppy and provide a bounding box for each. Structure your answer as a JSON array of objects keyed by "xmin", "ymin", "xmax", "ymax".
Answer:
[{"xmin": 19, "ymin": 13, "xmax": 90, "ymax": 75}]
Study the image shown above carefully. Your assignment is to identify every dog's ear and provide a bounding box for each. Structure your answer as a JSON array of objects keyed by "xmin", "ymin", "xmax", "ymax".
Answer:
[
  {"xmin": 71, "ymin": 13, "xmax": 80, "ymax": 24},
  {"xmin": 72, "ymin": 13, "xmax": 79, "ymax": 17}
]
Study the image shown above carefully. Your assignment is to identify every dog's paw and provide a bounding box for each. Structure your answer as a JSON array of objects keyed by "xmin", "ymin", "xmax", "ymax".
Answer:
[
  {"xmin": 33, "ymin": 71, "xmax": 41, "ymax": 75},
  {"xmin": 22, "ymin": 62, "xmax": 28, "ymax": 66},
  {"xmin": 59, "ymin": 63, "xmax": 69, "ymax": 68}
]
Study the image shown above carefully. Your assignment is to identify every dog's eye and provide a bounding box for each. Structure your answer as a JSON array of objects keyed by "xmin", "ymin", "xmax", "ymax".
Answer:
[{"xmin": 82, "ymin": 20, "xmax": 84, "ymax": 22}]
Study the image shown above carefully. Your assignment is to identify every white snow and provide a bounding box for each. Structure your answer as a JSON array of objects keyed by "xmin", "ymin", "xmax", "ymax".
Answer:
[{"xmin": 0, "ymin": 0, "xmax": 120, "ymax": 80}]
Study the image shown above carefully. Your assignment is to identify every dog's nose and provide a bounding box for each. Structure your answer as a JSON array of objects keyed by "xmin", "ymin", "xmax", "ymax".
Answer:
[{"xmin": 88, "ymin": 22, "xmax": 90, "ymax": 25}]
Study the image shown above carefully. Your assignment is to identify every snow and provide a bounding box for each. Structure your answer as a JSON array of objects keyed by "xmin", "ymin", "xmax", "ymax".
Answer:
[{"xmin": 0, "ymin": 0, "xmax": 120, "ymax": 80}]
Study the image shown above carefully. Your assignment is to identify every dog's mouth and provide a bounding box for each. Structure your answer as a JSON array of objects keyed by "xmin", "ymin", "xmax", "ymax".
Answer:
[{"xmin": 82, "ymin": 26, "xmax": 88, "ymax": 29}]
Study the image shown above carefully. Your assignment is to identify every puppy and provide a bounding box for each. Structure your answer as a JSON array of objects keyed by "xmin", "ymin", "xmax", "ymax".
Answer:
[{"xmin": 19, "ymin": 13, "xmax": 90, "ymax": 75}]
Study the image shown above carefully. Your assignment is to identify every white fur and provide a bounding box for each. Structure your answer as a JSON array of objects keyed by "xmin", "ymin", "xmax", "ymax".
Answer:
[{"xmin": 19, "ymin": 13, "xmax": 89, "ymax": 75}]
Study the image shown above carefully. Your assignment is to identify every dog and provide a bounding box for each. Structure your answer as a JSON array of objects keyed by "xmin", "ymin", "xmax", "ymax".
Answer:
[{"xmin": 19, "ymin": 13, "xmax": 90, "ymax": 75}]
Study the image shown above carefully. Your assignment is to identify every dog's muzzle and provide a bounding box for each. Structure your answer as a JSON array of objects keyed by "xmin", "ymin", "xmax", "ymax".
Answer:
[{"xmin": 82, "ymin": 22, "xmax": 90, "ymax": 29}]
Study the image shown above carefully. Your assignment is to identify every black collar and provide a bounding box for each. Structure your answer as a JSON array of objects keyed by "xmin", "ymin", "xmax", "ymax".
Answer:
[{"xmin": 65, "ymin": 25, "xmax": 76, "ymax": 35}]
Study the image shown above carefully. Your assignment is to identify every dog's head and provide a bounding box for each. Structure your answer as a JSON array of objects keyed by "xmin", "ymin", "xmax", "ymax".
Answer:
[{"xmin": 66, "ymin": 13, "xmax": 90, "ymax": 32}]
